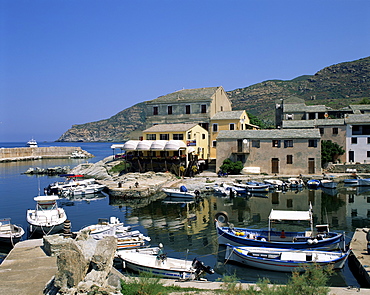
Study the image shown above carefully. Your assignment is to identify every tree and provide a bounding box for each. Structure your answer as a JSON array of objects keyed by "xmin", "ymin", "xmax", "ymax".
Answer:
[
  {"xmin": 246, "ymin": 112, "xmax": 269, "ymax": 129},
  {"xmin": 321, "ymin": 140, "xmax": 345, "ymax": 166},
  {"xmin": 220, "ymin": 158, "xmax": 244, "ymax": 175}
]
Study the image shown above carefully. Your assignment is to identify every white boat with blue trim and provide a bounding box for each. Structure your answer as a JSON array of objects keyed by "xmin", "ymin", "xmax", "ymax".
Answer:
[
  {"xmin": 225, "ymin": 244, "xmax": 350, "ymax": 272},
  {"xmin": 215, "ymin": 208, "xmax": 343, "ymax": 250}
]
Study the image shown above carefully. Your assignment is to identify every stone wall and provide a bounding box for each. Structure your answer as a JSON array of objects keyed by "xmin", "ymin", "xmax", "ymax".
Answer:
[{"xmin": 0, "ymin": 147, "xmax": 92, "ymax": 162}]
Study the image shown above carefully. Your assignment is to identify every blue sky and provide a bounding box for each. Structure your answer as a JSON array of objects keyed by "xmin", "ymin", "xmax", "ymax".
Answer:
[{"xmin": 1, "ymin": 0, "xmax": 369, "ymax": 142}]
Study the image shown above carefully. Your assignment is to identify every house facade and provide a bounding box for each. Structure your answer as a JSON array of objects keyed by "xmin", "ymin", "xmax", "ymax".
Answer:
[
  {"xmin": 209, "ymin": 110, "xmax": 259, "ymax": 159},
  {"xmin": 145, "ymin": 86, "xmax": 232, "ymax": 131},
  {"xmin": 345, "ymin": 114, "xmax": 370, "ymax": 163},
  {"xmin": 216, "ymin": 129, "xmax": 321, "ymax": 175}
]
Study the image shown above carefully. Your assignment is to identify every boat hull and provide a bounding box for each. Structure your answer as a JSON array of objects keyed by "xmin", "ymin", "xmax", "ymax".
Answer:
[
  {"xmin": 118, "ymin": 252, "xmax": 195, "ymax": 279},
  {"xmin": 28, "ymin": 222, "xmax": 65, "ymax": 236},
  {"xmin": 225, "ymin": 245, "xmax": 349, "ymax": 272},
  {"xmin": 163, "ymin": 189, "xmax": 195, "ymax": 199}
]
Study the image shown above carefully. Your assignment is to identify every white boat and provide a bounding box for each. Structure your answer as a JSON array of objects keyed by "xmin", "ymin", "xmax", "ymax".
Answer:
[
  {"xmin": 0, "ymin": 218, "xmax": 25, "ymax": 246},
  {"xmin": 263, "ymin": 179, "xmax": 285, "ymax": 188},
  {"xmin": 320, "ymin": 179, "xmax": 338, "ymax": 189},
  {"xmin": 26, "ymin": 138, "xmax": 38, "ymax": 147},
  {"xmin": 70, "ymin": 150, "xmax": 87, "ymax": 158},
  {"xmin": 117, "ymin": 249, "xmax": 214, "ymax": 280},
  {"xmin": 26, "ymin": 195, "xmax": 67, "ymax": 236},
  {"xmin": 214, "ymin": 184, "xmax": 246, "ymax": 196},
  {"xmin": 46, "ymin": 175, "xmax": 98, "ymax": 195},
  {"xmin": 80, "ymin": 217, "xmax": 151, "ymax": 250},
  {"xmin": 61, "ymin": 183, "xmax": 106, "ymax": 197},
  {"xmin": 287, "ymin": 178, "xmax": 304, "ymax": 188},
  {"xmin": 234, "ymin": 182, "xmax": 270, "ymax": 192},
  {"xmin": 162, "ymin": 186, "xmax": 200, "ymax": 199},
  {"xmin": 225, "ymin": 244, "xmax": 350, "ymax": 272}
]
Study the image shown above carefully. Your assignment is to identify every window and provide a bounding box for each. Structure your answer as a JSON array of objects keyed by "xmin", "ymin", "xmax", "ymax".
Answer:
[
  {"xmin": 212, "ymin": 124, "xmax": 218, "ymax": 132},
  {"xmin": 185, "ymin": 105, "xmax": 191, "ymax": 114},
  {"xmin": 308, "ymin": 139, "xmax": 318, "ymax": 147},
  {"xmin": 160, "ymin": 134, "xmax": 169, "ymax": 140},
  {"xmin": 367, "ymin": 151, "xmax": 370, "ymax": 158},
  {"xmin": 201, "ymin": 104, "xmax": 207, "ymax": 113},
  {"xmin": 173, "ymin": 134, "xmax": 183, "ymax": 140},
  {"xmin": 220, "ymin": 106, "xmax": 223, "ymax": 111},
  {"xmin": 229, "ymin": 123, "xmax": 235, "ymax": 130},
  {"xmin": 153, "ymin": 106, "xmax": 158, "ymax": 115},
  {"xmin": 351, "ymin": 137, "xmax": 358, "ymax": 144},
  {"xmin": 368, "ymin": 137, "xmax": 370, "ymax": 144},
  {"xmin": 167, "ymin": 106, "xmax": 172, "ymax": 115},
  {"xmin": 202, "ymin": 133, "xmax": 206, "ymax": 140},
  {"xmin": 284, "ymin": 140, "xmax": 293, "ymax": 148},
  {"xmin": 287, "ymin": 155, "xmax": 293, "ymax": 164},
  {"xmin": 272, "ymin": 140, "xmax": 281, "ymax": 148},
  {"xmin": 146, "ymin": 134, "xmax": 156, "ymax": 140},
  {"xmin": 332, "ymin": 127, "xmax": 338, "ymax": 135},
  {"xmin": 187, "ymin": 132, "xmax": 191, "ymax": 140},
  {"xmin": 319, "ymin": 128, "xmax": 324, "ymax": 135},
  {"xmin": 212, "ymin": 140, "xmax": 217, "ymax": 147},
  {"xmin": 252, "ymin": 140, "xmax": 260, "ymax": 148}
]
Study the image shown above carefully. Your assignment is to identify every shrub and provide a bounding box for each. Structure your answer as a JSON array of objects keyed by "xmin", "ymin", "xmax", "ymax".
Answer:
[{"xmin": 220, "ymin": 159, "xmax": 244, "ymax": 175}]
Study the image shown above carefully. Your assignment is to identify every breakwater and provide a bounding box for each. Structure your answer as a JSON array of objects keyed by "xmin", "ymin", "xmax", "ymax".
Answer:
[{"xmin": 0, "ymin": 146, "xmax": 93, "ymax": 162}]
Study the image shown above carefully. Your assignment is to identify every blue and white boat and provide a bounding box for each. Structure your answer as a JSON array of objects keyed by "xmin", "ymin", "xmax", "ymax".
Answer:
[
  {"xmin": 307, "ymin": 179, "xmax": 320, "ymax": 189},
  {"xmin": 225, "ymin": 244, "xmax": 350, "ymax": 272},
  {"xmin": 215, "ymin": 208, "xmax": 343, "ymax": 250}
]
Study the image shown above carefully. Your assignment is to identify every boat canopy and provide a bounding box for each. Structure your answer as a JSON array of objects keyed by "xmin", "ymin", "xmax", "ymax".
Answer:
[
  {"xmin": 34, "ymin": 195, "xmax": 59, "ymax": 202},
  {"xmin": 268, "ymin": 208, "xmax": 313, "ymax": 233}
]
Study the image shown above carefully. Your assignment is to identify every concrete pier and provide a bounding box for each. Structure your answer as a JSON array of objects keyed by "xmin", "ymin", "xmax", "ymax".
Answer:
[
  {"xmin": 0, "ymin": 146, "xmax": 93, "ymax": 162},
  {"xmin": 349, "ymin": 228, "xmax": 370, "ymax": 288},
  {"xmin": 0, "ymin": 239, "xmax": 57, "ymax": 295}
]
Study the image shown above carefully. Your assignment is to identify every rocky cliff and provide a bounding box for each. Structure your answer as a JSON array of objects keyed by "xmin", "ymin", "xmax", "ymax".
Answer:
[{"xmin": 57, "ymin": 56, "xmax": 370, "ymax": 142}]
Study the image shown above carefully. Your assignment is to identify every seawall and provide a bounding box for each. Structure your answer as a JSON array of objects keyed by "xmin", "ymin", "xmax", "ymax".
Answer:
[{"xmin": 0, "ymin": 146, "xmax": 93, "ymax": 162}]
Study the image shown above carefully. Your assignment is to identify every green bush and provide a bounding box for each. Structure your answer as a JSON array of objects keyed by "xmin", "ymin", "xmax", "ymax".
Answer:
[
  {"xmin": 110, "ymin": 161, "xmax": 130, "ymax": 174},
  {"xmin": 220, "ymin": 159, "xmax": 244, "ymax": 175}
]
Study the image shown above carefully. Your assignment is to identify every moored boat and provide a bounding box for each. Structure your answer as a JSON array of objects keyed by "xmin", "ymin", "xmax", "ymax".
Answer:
[
  {"xmin": 320, "ymin": 179, "xmax": 338, "ymax": 189},
  {"xmin": 0, "ymin": 218, "xmax": 25, "ymax": 246},
  {"xmin": 61, "ymin": 183, "xmax": 106, "ymax": 197},
  {"xmin": 307, "ymin": 179, "xmax": 321, "ymax": 189},
  {"xmin": 26, "ymin": 138, "xmax": 38, "ymax": 147},
  {"xmin": 215, "ymin": 208, "xmax": 343, "ymax": 250},
  {"xmin": 26, "ymin": 195, "xmax": 67, "ymax": 236},
  {"xmin": 225, "ymin": 244, "xmax": 350, "ymax": 272},
  {"xmin": 117, "ymin": 248, "xmax": 214, "ymax": 280},
  {"xmin": 162, "ymin": 186, "xmax": 200, "ymax": 199}
]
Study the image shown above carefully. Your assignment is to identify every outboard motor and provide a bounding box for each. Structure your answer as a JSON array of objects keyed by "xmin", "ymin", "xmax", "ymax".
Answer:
[{"xmin": 192, "ymin": 258, "xmax": 214, "ymax": 279}]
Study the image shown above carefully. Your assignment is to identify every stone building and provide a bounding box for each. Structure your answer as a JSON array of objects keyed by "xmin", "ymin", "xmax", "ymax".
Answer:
[
  {"xmin": 216, "ymin": 129, "xmax": 321, "ymax": 175},
  {"xmin": 345, "ymin": 114, "xmax": 370, "ymax": 163},
  {"xmin": 145, "ymin": 86, "xmax": 232, "ymax": 131}
]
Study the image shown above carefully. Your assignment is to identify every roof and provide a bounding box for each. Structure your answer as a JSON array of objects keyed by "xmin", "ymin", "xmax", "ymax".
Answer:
[
  {"xmin": 283, "ymin": 103, "xmax": 329, "ymax": 113},
  {"xmin": 350, "ymin": 105, "xmax": 370, "ymax": 112},
  {"xmin": 143, "ymin": 123, "xmax": 199, "ymax": 133},
  {"xmin": 146, "ymin": 87, "xmax": 221, "ymax": 104},
  {"xmin": 314, "ymin": 119, "xmax": 345, "ymax": 126},
  {"xmin": 217, "ymin": 129, "xmax": 321, "ymax": 140},
  {"xmin": 211, "ymin": 110, "xmax": 245, "ymax": 120},
  {"xmin": 269, "ymin": 209, "xmax": 311, "ymax": 221},
  {"xmin": 345, "ymin": 114, "xmax": 370, "ymax": 124},
  {"xmin": 282, "ymin": 121, "xmax": 315, "ymax": 129}
]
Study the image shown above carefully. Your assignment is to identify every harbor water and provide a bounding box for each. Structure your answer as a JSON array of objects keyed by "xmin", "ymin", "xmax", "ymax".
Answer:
[{"xmin": 0, "ymin": 142, "xmax": 364, "ymax": 287}]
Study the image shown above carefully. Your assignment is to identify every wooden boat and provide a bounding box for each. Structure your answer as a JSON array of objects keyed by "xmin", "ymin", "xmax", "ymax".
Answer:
[
  {"xmin": 162, "ymin": 186, "xmax": 200, "ymax": 199},
  {"xmin": 0, "ymin": 218, "xmax": 25, "ymax": 246},
  {"xmin": 27, "ymin": 195, "xmax": 67, "ymax": 236},
  {"xmin": 80, "ymin": 216, "xmax": 151, "ymax": 250},
  {"xmin": 307, "ymin": 179, "xmax": 321, "ymax": 189},
  {"xmin": 117, "ymin": 250, "xmax": 214, "ymax": 280},
  {"xmin": 320, "ymin": 179, "xmax": 338, "ymax": 189},
  {"xmin": 225, "ymin": 244, "xmax": 350, "ymax": 272},
  {"xmin": 215, "ymin": 209, "xmax": 343, "ymax": 250}
]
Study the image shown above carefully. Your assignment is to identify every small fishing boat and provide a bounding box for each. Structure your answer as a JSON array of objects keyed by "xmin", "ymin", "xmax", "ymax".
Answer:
[
  {"xmin": 343, "ymin": 177, "xmax": 360, "ymax": 186},
  {"xmin": 225, "ymin": 244, "xmax": 350, "ymax": 272},
  {"xmin": 61, "ymin": 183, "xmax": 106, "ymax": 197},
  {"xmin": 320, "ymin": 179, "xmax": 338, "ymax": 189},
  {"xmin": 287, "ymin": 178, "xmax": 304, "ymax": 188},
  {"xmin": 214, "ymin": 183, "xmax": 245, "ymax": 196},
  {"xmin": 0, "ymin": 218, "xmax": 25, "ymax": 246},
  {"xmin": 215, "ymin": 208, "xmax": 343, "ymax": 250},
  {"xmin": 163, "ymin": 186, "xmax": 200, "ymax": 199},
  {"xmin": 234, "ymin": 182, "xmax": 269, "ymax": 192},
  {"xmin": 117, "ymin": 248, "xmax": 214, "ymax": 280},
  {"xmin": 263, "ymin": 179, "xmax": 286, "ymax": 189},
  {"xmin": 45, "ymin": 175, "xmax": 97, "ymax": 195},
  {"xmin": 80, "ymin": 216, "xmax": 151, "ymax": 250},
  {"xmin": 27, "ymin": 195, "xmax": 67, "ymax": 236},
  {"xmin": 307, "ymin": 179, "xmax": 321, "ymax": 189}
]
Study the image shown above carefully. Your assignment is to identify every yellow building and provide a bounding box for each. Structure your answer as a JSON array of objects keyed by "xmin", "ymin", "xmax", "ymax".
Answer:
[{"xmin": 209, "ymin": 110, "xmax": 259, "ymax": 159}]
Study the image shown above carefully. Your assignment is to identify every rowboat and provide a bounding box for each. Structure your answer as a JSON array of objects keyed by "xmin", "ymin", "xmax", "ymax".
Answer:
[
  {"xmin": 162, "ymin": 186, "xmax": 200, "ymax": 199},
  {"xmin": 117, "ymin": 249, "xmax": 214, "ymax": 280},
  {"xmin": 225, "ymin": 244, "xmax": 350, "ymax": 272},
  {"xmin": 307, "ymin": 179, "xmax": 321, "ymax": 189},
  {"xmin": 320, "ymin": 179, "xmax": 338, "ymax": 189},
  {"xmin": 0, "ymin": 218, "xmax": 25, "ymax": 246},
  {"xmin": 215, "ymin": 208, "xmax": 343, "ymax": 250}
]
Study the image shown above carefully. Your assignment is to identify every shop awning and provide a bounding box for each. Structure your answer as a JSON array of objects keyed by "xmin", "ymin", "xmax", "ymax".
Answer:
[
  {"xmin": 136, "ymin": 140, "xmax": 153, "ymax": 151},
  {"xmin": 164, "ymin": 140, "xmax": 187, "ymax": 151},
  {"xmin": 150, "ymin": 140, "xmax": 167, "ymax": 151},
  {"xmin": 123, "ymin": 140, "xmax": 140, "ymax": 151}
]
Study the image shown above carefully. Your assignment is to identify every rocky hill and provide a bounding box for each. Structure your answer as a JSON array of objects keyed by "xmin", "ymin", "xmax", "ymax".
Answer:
[{"xmin": 57, "ymin": 56, "xmax": 370, "ymax": 142}]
